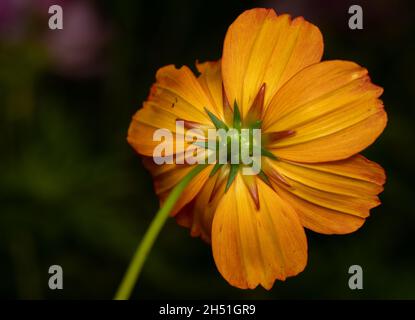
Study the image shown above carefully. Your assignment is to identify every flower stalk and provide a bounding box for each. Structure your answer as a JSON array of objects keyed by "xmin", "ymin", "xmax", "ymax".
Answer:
[{"xmin": 114, "ymin": 164, "xmax": 207, "ymax": 300}]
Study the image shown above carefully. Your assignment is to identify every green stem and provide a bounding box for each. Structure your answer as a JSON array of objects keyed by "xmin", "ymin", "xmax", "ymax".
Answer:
[{"xmin": 114, "ymin": 164, "xmax": 207, "ymax": 300}]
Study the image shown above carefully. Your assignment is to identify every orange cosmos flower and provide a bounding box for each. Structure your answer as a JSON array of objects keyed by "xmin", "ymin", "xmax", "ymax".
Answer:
[{"xmin": 127, "ymin": 8, "xmax": 387, "ymax": 289}]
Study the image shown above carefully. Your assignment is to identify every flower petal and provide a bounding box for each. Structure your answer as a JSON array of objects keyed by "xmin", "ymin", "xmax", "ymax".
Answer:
[
  {"xmin": 176, "ymin": 167, "xmax": 226, "ymax": 243},
  {"xmin": 276, "ymin": 186, "xmax": 366, "ymax": 235},
  {"xmin": 196, "ymin": 60, "xmax": 225, "ymax": 121},
  {"xmin": 222, "ymin": 8, "xmax": 323, "ymax": 116},
  {"xmin": 263, "ymin": 155, "xmax": 385, "ymax": 234},
  {"xmin": 212, "ymin": 174, "xmax": 307, "ymax": 289},
  {"xmin": 143, "ymin": 160, "xmax": 214, "ymax": 216},
  {"xmin": 263, "ymin": 60, "xmax": 387, "ymax": 162},
  {"xmin": 127, "ymin": 64, "xmax": 217, "ymax": 156}
]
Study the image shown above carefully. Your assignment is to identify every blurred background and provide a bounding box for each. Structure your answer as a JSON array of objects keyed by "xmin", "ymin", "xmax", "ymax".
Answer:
[{"xmin": 0, "ymin": 0, "xmax": 414, "ymax": 299}]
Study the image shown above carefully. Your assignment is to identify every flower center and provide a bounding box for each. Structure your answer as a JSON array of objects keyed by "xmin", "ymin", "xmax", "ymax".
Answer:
[
  {"xmin": 196, "ymin": 84, "xmax": 295, "ymax": 196},
  {"xmin": 204, "ymin": 102, "xmax": 264, "ymax": 166}
]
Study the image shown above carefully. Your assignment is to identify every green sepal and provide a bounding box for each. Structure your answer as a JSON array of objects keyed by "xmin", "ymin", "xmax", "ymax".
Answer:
[
  {"xmin": 225, "ymin": 164, "xmax": 239, "ymax": 192},
  {"xmin": 261, "ymin": 147, "xmax": 277, "ymax": 160},
  {"xmin": 233, "ymin": 101, "xmax": 242, "ymax": 131},
  {"xmin": 250, "ymin": 120, "xmax": 262, "ymax": 129},
  {"xmin": 204, "ymin": 107, "xmax": 228, "ymax": 130},
  {"xmin": 258, "ymin": 170, "xmax": 271, "ymax": 186},
  {"xmin": 209, "ymin": 163, "xmax": 223, "ymax": 177},
  {"xmin": 193, "ymin": 140, "xmax": 218, "ymax": 151}
]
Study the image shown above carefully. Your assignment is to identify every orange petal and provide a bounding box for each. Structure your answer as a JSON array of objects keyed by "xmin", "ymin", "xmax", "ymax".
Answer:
[
  {"xmin": 244, "ymin": 83, "xmax": 266, "ymax": 126},
  {"xmin": 222, "ymin": 8, "xmax": 323, "ymax": 116},
  {"xmin": 176, "ymin": 169, "xmax": 227, "ymax": 243},
  {"xmin": 146, "ymin": 163, "xmax": 213, "ymax": 216},
  {"xmin": 128, "ymin": 64, "xmax": 217, "ymax": 156},
  {"xmin": 263, "ymin": 155, "xmax": 385, "ymax": 234},
  {"xmin": 263, "ymin": 60, "xmax": 387, "ymax": 162},
  {"xmin": 241, "ymin": 174, "xmax": 260, "ymax": 210},
  {"xmin": 174, "ymin": 203, "xmax": 194, "ymax": 229},
  {"xmin": 276, "ymin": 186, "xmax": 366, "ymax": 235},
  {"xmin": 128, "ymin": 118, "xmax": 194, "ymax": 157},
  {"xmin": 196, "ymin": 60, "xmax": 225, "ymax": 121},
  {"xmin": 127, "ymin": 121, "xmax": 163, "ymax": 156},
  {"xmin": 212, "ymin": 174, "xmax": 307, "ymax": 289}
]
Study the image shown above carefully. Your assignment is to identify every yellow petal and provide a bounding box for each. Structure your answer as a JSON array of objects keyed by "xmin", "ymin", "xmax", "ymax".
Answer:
[
  {"xmin": 196, "ymin": 60, "xmax": 225, "ymax": 121},
  {"xmin": 222, "ymin": 8, "xmax": 323, "ymax": 116},
  {"xmin": 176, "ymin": 168, "xmax": 227, "ymax": 243},
  {"xmin": 145, "ymin": 162, "xmax": 213, "ymax": 216},
  {"xmin": 174, "ymin": 203, "xmax": 194, "ymax": 229},
  {"xmin": 127, "ymin": 64, "xmax": 217, "ymax": 156},
  {"xmin": 275, "ymin": 186, "xmax": 366, "ymax": 235},
  {"xmin": 263, "ymin": 60, "xmax": 387, "ymax": 162},
  {"xmin": 150, "ymin": 64, "xmax": 216, "ymax": 123},
  {"xmin": 263, "ymin": 155, "xmax": 385, "ymax": 234},
  {"xmin": 212, "ymin": 174, "xmax": 307, "ymax": 289},
  {"xmin": 127, "ymin": 122, "xmax": 163, "ymax": 156},
  {"xmin": 172, "ymin": 165, "xmax": 213, "ymax": 216}
]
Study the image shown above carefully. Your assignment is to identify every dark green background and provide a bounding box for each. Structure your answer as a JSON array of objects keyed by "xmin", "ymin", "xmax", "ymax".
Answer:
[{"xmin": 1, "ymin": 0, "xmax": 414, "ymax": 299}]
